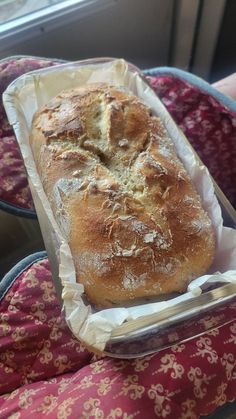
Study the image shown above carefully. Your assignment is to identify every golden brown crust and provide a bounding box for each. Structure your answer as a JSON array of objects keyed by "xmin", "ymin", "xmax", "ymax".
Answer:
[{"xmin": 30, "ymin": 83, "xmax": 216, "ymax": 307}]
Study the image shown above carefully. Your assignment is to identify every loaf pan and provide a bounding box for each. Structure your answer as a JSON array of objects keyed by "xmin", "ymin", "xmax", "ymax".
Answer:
[{"xmin": 3, "ymin": 58, "xmax": 236, "ymax": 357}]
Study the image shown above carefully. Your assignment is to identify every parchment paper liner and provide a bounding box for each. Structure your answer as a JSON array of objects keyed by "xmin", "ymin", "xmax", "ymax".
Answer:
[{"xmin": 3, "ymin": 59, "xmax": 236, "ymax": 352}]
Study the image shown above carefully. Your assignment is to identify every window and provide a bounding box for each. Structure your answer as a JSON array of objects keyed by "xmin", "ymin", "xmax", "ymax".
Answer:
[
  {"xmin": 0, "ymin": 0, "xmax": 114, "ymax": 53},
  {"xmin": 0, "ymin": 0, "xmax": 67, "ymax": 25}
]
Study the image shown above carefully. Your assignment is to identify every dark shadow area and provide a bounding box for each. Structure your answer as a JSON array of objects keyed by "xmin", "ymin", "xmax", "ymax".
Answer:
[{"xmin": 211, "ymin": 0, "xmax": 236, "ymax": 83}]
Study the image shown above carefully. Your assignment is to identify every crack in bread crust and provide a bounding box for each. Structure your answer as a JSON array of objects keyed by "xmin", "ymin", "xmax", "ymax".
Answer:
[{"xmin": 30, "ymin": 83, "xmax": 216, "ymax": 307}]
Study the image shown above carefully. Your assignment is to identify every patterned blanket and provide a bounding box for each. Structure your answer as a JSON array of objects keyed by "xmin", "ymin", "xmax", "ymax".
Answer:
[{"xmin": 0, "ymin": 253, "xmax": 236, "ymax": 418}]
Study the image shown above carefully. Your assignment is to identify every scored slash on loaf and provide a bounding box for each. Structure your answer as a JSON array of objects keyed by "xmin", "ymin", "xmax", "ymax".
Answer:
[{"xmin": 30, "ymin": 83, "xmax": 215, "ymax": 307}]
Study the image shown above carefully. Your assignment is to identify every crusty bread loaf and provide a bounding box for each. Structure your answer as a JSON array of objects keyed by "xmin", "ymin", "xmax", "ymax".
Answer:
[{"xmin": 30, "ymin": 83, "xmax": 215, "ymax": 307}]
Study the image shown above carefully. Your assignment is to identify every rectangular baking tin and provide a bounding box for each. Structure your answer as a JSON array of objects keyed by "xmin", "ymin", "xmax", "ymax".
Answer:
[{"xmin": 3, "ymin": 57, "xmax": 236, "ymax": 358}]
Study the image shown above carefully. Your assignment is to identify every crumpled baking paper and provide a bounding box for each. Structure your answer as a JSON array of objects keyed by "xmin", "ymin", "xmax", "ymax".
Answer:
[{"xmin": 3, "ymin": 59, "xmax": 236, "ymax": 352}]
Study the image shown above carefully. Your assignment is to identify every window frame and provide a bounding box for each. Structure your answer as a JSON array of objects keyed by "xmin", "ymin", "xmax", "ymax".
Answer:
[{"xmin": 0, "ymin": 0, "xmax": 115, "ymax": 52}]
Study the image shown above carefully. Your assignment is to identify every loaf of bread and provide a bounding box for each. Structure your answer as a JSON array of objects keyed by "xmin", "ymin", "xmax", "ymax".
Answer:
[{"xmin": 30, "ymin": 83, "xmax": 215, "ymax": 307}]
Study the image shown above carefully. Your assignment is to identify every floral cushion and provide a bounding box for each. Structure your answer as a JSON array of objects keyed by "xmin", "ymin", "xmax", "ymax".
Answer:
[
  {"xmin": 0, "ymin": 57, "xmax": 236, "ymax": 216},
  {"xmin": 0, "ymin": 253, "xmax": 235, "ymax": 418},
  {"xmin": 0, "ymin": 57, "xmax": 62, "ymax": 214},
  {"xmin": 146, "ymin": 74, "xmax": 236, "ymax": 208}
]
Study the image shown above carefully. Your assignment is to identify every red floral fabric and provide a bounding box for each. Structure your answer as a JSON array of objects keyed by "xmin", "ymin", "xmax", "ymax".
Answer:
[
  {"xmin": 0, "ymin": 57, "xmax": 61, "ymax": 210},
  {"xmin": 147, "ymin": 76, "xmax": 236, "ymax": 208},
  {"xmin": 0, "ymin": 135, "xmax": 33, "ymax": 209},
  {"xmin": 0, "ymin": 58, "xmax": 236, "ymax": 211},
  {"xmin": 0, "ymin": 258, "xmax": 236, "ymax": 418}
]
